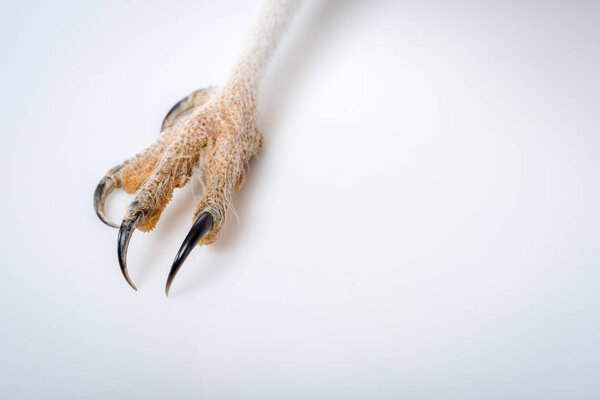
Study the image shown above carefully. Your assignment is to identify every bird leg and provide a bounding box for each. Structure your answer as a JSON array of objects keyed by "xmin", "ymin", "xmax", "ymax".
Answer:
[{"xmin": 94, "ymin": 0, "xmax": 301, "ymax": 295}]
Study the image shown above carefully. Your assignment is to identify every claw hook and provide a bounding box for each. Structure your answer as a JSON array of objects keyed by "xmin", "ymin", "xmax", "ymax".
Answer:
[
  {"xmin": 93, "ymin": 165, "xmax": 123, "ymax": 228},
  {"xmin": 161, "ymin": 96, "xmax": 190, "ymax": 132},
  {"xmin": 165, "ymin": 212, "xmax": 214, "ymax": 296},
  {"xmin": 118, "ymin": 211, "xmax": 142, "ymax": 290},
  {"xmin": 161, "ymin": 87, "xmax": 212, "ymax": 132}
]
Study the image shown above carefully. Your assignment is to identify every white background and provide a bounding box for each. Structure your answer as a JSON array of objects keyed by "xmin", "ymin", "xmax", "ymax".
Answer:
[{"xmin": 1, "ymin": 0, "xmax": 599, "ymax": 398}]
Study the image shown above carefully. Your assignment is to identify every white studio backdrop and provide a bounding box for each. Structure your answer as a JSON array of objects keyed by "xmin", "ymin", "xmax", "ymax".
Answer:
[{"xmin": 1, "ymin": 1, "xmax": 599, "ymax": 399}]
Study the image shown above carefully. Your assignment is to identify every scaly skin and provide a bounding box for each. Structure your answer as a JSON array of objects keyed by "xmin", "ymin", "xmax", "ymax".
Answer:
[{"xmin": 100, "ymin": 83, "xmax": 262, "ymax": 245}]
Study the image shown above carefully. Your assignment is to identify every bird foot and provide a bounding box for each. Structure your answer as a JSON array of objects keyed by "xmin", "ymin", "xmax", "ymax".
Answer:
[{"xmin": 94, "ymin": 85, "xmax": 263, "ymax": 295}]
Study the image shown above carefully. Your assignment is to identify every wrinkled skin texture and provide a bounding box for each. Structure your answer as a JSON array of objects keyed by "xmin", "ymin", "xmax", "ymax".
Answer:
[{"xmin": 100, "ymin": 84, "xmax": 262, "ymax": 245}]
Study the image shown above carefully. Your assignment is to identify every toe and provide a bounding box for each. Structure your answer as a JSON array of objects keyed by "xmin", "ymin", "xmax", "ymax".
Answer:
[
  {"xmin": 93, "ymin": 129, "xmax": 179, "ymax": 225},
  {"xmin": 123, "ymin": 139, "xmax": 202, "ymax": 232}
]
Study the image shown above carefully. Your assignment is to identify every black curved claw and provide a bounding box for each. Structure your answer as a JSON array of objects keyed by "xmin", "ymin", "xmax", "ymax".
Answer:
[
  {"xmin": 161, "ymin": 96, "xmax": 191, "ymax": 132},
  {"xmin": 93, "ymin": 179, "xmax": 118, "ymax": 228},
  {"xmin": 117, "ymin": 211, "xmax": 142, "ymax": 291},
  {"xmin": 93, "ymin": 165, "xmax": 123, "ymax": 228},
  {"xmin": 165, "ymin": 212, "xmax": 214, "ymax": 296},
  {"xmin": 161, "ymin": 87, "xmax": 213, "ymax": 132}
]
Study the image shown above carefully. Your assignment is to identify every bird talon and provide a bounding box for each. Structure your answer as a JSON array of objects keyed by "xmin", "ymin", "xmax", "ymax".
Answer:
[
  {"xmin": 117, "ymin": 210, "xmax": 142, "ymax": 290},
  {"xmin": 93, "ymin": 0, "xmax": 302, "ymax": 295},
  {"xmin": 165, "ymin": 212, "xmax": 214, "ymax": 296},
  {"xmin": 95, "ymin": 86, "xmax": 260, "ymax": 294},
  {"xmin": 93, "ymin": 164, "xmax": 124, "ymax": 228}
]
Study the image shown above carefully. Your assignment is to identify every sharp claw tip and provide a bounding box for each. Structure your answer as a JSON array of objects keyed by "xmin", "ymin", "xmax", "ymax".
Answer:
[
  {"xmin": 123, "ymin": 272, "xmax": 138, "ymax": 291},
  {"xmin": 118, "ymin": 256, "xmax": 138, "ymax": 291},
  {"xmin": 117, "ymin": 212, "xmax": 141, "ymax": 292},
  {"xmin": 95, "ymin": 208, "xmax": 119, "ymax": 228},
  {"xmin": 165, "ymin": 272, "xmax": 175, "ymax": 297},
  {"xmin": 164, "ymin": 212, "xmax": 214, "ymax": 296}
]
